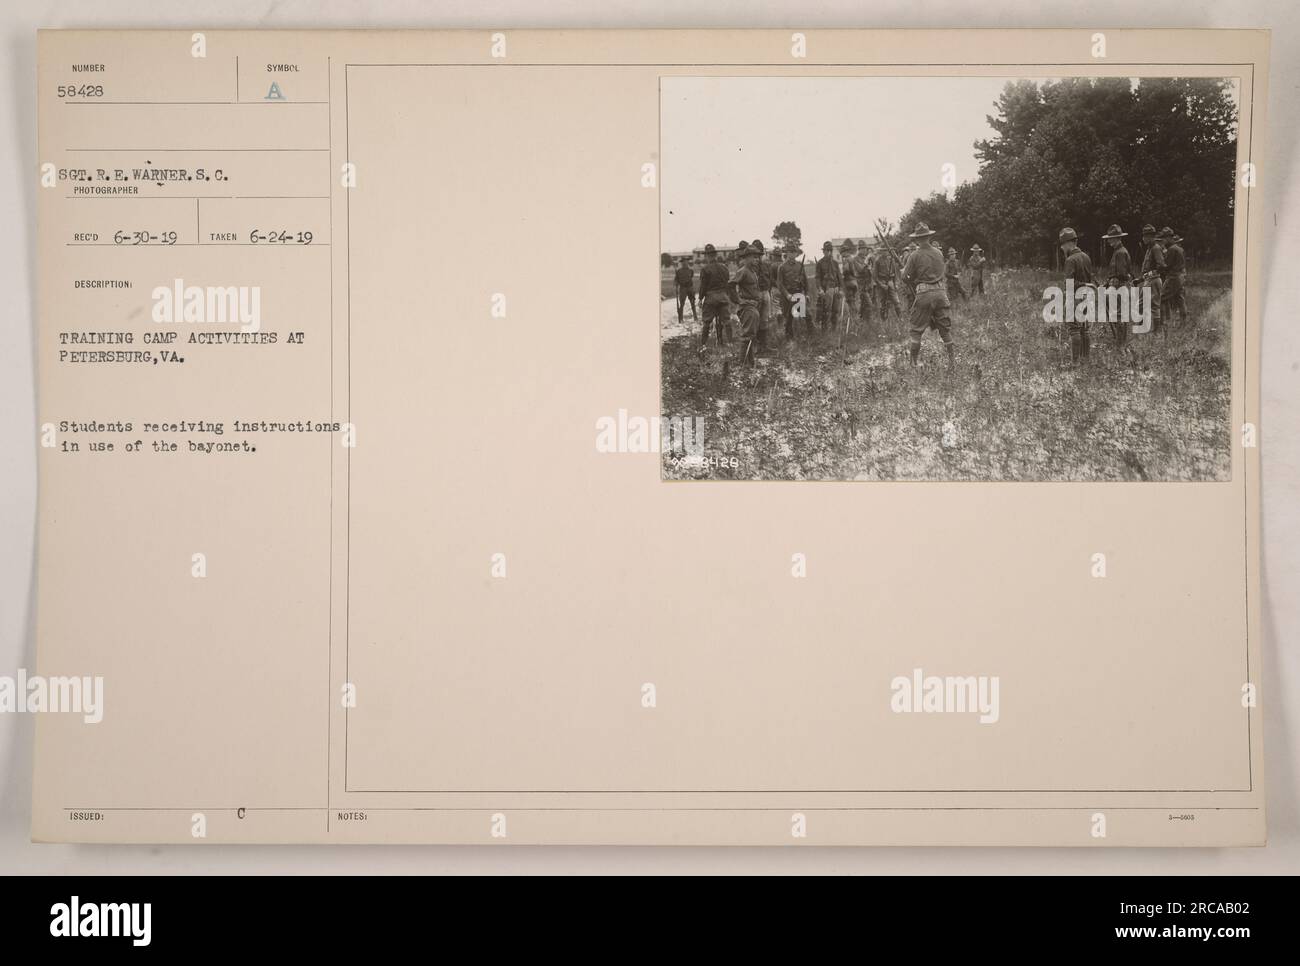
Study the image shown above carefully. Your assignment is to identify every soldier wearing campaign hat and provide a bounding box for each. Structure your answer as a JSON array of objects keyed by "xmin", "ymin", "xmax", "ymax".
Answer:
[
  {"xmin": 900, "ymin": 222, "xmax": 954, "ymax": 368},
  {"xmin": 731, "ymin": 241, "xmax": 765, "ymax": 365},
  {"xmin": 815, "ymin": 240, "xmax": 844, "ymax": 337},
  {"xmin": 1100, "ymin": 224, "xmax": 1133, "ymax": 345},
  {"xmin": 763, "ymin": 244, "xmax": 784, "ymax": 340},
  {"xmin": 872, "ymin": 240, "xmax": 904, "ymax": 334},
  {"xmin": 1140, "ymin": 224, "xmax": 1167, "ymax": 334},
  {"xmin": 1101, "ymin": 225, "xmax": 1132, "ymax": 287},
  {"xmin": 839, "ymin": 240, "xmax": 862, "ymax": 346},
  {"xmin": 724, "ymin": 240, "xmax": 751, "ymax": 339},
  {"xmin": 1161, "ymin": 228, "xmax": 1187, "ymax": 325},
  {"xmin": 855, "ymin": 240, "xmax": 875, "ymax": 328},
  {"xmin": 1059, "ymin": 227, "xmax": 1095, "ymax": 365},
  {"xmin": 967, "ymin": 245, "xmax": 987, "ymax": 296},
  {"xmin": 674, "ymin": 256, "xmax": 698, "ymax": 326},
  {"xmin": 697, "ymin": 243, "xmax": 732, "ymax": 351},
  {"xmin": 777, "ymin": 243, "xmax": 808, "ymax": 341},
  {"xmin": 944, "ymin": 246, "xmax": 968, "ymax": 304}
]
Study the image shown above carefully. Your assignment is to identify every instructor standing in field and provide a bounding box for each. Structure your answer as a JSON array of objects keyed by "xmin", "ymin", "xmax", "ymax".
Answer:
[{"xmin": 901, "ymin": 222, "xmax": 955, "ymax": 369}]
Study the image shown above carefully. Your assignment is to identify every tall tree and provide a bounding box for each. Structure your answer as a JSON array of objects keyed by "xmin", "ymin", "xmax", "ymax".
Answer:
[{"xmin": 771, "ymin": 220, "xmax": 802, "ymax": 250}]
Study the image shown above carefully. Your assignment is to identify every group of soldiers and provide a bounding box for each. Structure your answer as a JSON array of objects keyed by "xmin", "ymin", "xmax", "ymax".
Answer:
[
  {"xmin": 672, "ymin": 223, "xmax": 989, "ymax": 368},
  {"xmin": 672, "ymin": 219, "xmax": 1187, "ymax": 370},
  {"xmin": 1056, "ymin": 223, "xmax": 1189, "ymax": 364}
]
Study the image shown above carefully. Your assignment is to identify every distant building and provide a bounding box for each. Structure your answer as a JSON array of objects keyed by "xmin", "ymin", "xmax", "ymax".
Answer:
[
  {"xmin": 690, "ymin": 244, "xmax": 740, "ymax": 263},
  {"xmin": 828, "ymin": 236, "xmax": 873, "ymax": 252},
  {"xmin": 673, "ymin": 235, "xmax": 872, "ymax": 266}
]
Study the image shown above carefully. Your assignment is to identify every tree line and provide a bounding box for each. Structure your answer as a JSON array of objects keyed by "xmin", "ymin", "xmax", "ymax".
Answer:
[{"xmin": 896, "ymin": 77, "xmax": 1239, "ymax": 269}]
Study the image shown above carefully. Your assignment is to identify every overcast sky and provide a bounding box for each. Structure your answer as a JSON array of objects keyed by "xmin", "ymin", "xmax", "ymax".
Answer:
[{"xmin": 660, "ymin": 75, "xmax": 1046, "ymax": 253}]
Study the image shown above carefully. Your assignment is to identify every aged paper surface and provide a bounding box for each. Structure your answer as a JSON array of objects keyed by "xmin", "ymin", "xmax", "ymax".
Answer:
[{"xmin": 32, "ymin": 29, "xmax": 1266, "ymax": 845}]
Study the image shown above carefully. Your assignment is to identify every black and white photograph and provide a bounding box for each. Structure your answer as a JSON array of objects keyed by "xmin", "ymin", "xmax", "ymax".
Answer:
[{"xmin": 660, "ymin": 75, "xmax": 1240, "ymax": 481}]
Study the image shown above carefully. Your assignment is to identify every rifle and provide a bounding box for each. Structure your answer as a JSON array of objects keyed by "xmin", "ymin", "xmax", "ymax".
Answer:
[
  {"xmin": 872, "ymin": 225, "xmax": 908, "ymax": 337},
  {"xmin": 874, "ymin": 226, "xmax": 905, "ymax": 274}
]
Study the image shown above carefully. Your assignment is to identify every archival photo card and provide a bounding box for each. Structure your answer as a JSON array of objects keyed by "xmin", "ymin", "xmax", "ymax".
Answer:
[
  {"xmin": 660, "ymin": 75, "xmax": 1240, "ymax": 482},
  {"xmin": 31, "ymin": 29, "xmax": 1265, "ymax": 847}
]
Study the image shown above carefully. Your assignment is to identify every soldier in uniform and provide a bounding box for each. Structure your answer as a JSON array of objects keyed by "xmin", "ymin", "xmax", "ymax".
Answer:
[
  {"xmin": 840, "ymin": 240, "xmax": 861, "ymax": 344},
  {"xmin": 777, "ymin": 244, "xmax": 808, "ymax": 342},
  {"xmin": 1162, "ymin": 228, "xmax": 1187, "ymax": 326},
  {"xmin": 726, "ymin": 240, "xmax": 748, "ymax": 337},
  {"xmin": 697, "ymin": 243, "xmax": 732, "ymax": 352},
  {"xmin": 1100, "ymin": 224, "xmax": 1132, "ymax": 345},
  {"xmin": 967, "ymin": 245, "xmax": 986, "ymax": 296},
  {"xmin": 1102, "ymin": 225, "xmax": 1132, "ymax": 287},
  {"xmin": 872, "ymin": 241, "xmax": 904, "ymax": 333},
  {"xmin": 1139, "ymin": 224, "xmax": 1166, "ymax": 334},
  {"xmin": 768, "ymin": 246, "xmax": 785, "ymax": 333},
  {"xmin": 856, "ymin": 240, "xmax": 875, "ymax": 329},
  {"xmin": 945, "ymin": 247, "xmax": 969, "ymax": 303},
  {"xmin": 900, "ymin": 222, "xmax": 954, "ymax": 369},
  {"xmin": 731, "ymin": 243, "xmax": 764, "ymax": 366},
  {"xmin": 815, "ymin": 240, "xmax": 843, "ymax": 337},
  {"xmin": 727, "ymin": 241, "xmax": 744, "ymax": 322},
  {"xmin": 674, "ymin": 257, "xmax": 697, "ymax": 326},
  {"xmin": 1059, "ymin": 227, "xmax": 1095, "ymax": 365}
]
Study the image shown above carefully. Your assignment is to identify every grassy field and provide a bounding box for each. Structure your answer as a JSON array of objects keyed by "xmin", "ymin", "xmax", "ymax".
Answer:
[{"xmin": 659, "ymin": 268, "xmax": 1232, "ymax": 481}]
